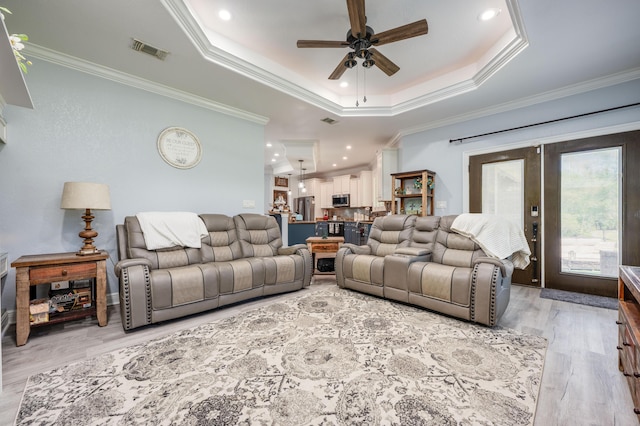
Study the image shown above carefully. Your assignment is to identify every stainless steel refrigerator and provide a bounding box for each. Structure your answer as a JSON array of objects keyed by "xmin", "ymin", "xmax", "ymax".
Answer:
[{"xmin": 294, "ymin": 196, "xmax": 314, "ymax": 221}]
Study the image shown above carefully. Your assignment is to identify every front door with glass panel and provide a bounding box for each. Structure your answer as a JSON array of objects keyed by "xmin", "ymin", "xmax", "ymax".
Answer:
[
  {"xmin": 543, "ymin": 134, "xmax": 635, "ymax": 297},
  {"xmin": 469, "ymin": 146, "xmax": 541, "ymax": 285},
  {"xmin": 470, "ymin": 130, "xmax": 640, "ymax": 296}
]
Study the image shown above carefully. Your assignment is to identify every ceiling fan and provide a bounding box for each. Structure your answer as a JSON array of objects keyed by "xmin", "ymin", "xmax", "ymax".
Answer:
[{"xmin": 296, "ymin": 0, "xmax": 428, "ymax": 80}]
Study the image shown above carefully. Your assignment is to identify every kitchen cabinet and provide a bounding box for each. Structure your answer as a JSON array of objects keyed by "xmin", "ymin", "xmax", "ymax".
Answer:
[
  {"xmin": 391, "ymin": 169, "xmax": 436, "ymax": 216},
  {"xmin": 358, "ymin": 170, "xmax": 373, "ymax": 207},
  {"xmin": 333, "ymin": 175, "xmax": 351, "ymax": 195},
  {"xmin": 288, "ymin": 222, "xmax": 316, "ymax": 245},
  {"xmin": 303, "ymin": 178, "xmax": 322, "ymax": 197},
  {"xmin": 349, "ymin": 178, "xmax": 359, "ymax": 207},
  {"xmin": 320, "ymin": 182, "xmax": 333, "ymax": 208},
  {"xmin": 375, "ymin": 148, "xmax": 398, "ymax": 202}
]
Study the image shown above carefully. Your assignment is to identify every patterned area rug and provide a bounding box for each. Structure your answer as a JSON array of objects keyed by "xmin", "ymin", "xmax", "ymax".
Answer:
[{"xmin": 16, "ymin": 287, "xmax": 547, "ymax": 425}]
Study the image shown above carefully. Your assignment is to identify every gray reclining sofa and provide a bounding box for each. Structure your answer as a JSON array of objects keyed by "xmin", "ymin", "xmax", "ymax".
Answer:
[
  {"xmin": 115, "ymin": 213, "xmax": 312, "ymax": 330},
  {"xmin": 335, "ymin": 214, "xmax": 513, "ymax": 326}
]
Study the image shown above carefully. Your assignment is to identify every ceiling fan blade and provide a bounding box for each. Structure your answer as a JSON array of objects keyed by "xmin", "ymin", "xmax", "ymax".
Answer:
[
  {"xmin": 346, "ymin": 0, "xmax": 366, "ymax": 38},
  {"xmin": 329, "ymin": 54, "xmax": 350, "ymax": 80},
  {"xmin": 297, "ymin": 40, "xmax": 350, "ymax": 48},
  {"xmin": 369, "ymin": 48, "xmax": 400, "ymax": 76},
  {"xmin": 372, "ymin": 19, "xmax": 428, "ymax": 46}
]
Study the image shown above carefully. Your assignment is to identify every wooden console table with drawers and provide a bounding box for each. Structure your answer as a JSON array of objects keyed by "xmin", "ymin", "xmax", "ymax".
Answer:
[
  {"xmin": 11, "ymin": 251, "xmax": 108, "ymax": 346},
  {"xmin": 306, "ymin": 236, "xmax": 344, "ymax": 275},
  {"xmin": 617, "ymin": 265, "xmax": 640, "ymax": 418}
]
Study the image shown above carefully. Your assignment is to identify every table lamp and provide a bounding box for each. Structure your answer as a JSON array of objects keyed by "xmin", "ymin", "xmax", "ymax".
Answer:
[{"xmin": 60, "ymin": 182, "xmax": 111, "ymax": 255}]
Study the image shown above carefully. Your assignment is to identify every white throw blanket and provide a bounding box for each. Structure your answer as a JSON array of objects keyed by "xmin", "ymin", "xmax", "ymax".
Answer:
[
  {"xmin": 451, "ymin": 213, "xmax": 531, "ymax": 269},
  {"xmin": 136, "ymin": 212, "xmax": 208, "ymax": 250}
]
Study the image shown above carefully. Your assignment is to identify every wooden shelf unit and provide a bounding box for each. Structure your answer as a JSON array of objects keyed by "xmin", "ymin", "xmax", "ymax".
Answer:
[
  {"xmin": 391, "ymin": 169, "xmax": 436, "ymax": 216},
  {"xmin": 618, "ymin": 265, "xmax": 640, "ymax": 419}
]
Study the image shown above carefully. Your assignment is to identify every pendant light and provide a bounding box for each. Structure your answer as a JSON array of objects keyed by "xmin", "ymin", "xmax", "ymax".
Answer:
[
  {"xmin": 287, "ymin": 173, "xmax": 292, "ymax": 196},
  {"xmin": 298, "ymin": 159, "xmax": 306, "ymax": 194},
  {"xmin": 301, "ymin": 168, "xmax": 307, "ymax": 193}
]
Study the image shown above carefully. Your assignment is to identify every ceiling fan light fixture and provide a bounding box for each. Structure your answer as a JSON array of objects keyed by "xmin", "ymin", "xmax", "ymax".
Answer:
[
  {"xmin": 363, "ymin": 58, "xmax": 375, "ymax": 68},
  {"xmin": 344, "ymin": 53, "xmax": 357, "ymax": 68},
  {"xmin": 355, "ymin": 46, "xmax": 369, "ymax": 59}
]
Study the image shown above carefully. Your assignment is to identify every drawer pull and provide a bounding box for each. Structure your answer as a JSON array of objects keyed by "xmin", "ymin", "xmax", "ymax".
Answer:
[
  {"xmin": 634, "ymin": 373, "xmax": 640, "ymax": 378},
  {"xmin": 635, "ymin": 408, "xmax": 640, "ymax": 415},
  {"xmin": 624, "ymin": 372, "xmax": 632, "ymax": 377},
  {"xmin": 618, "ymin": 346, "xmax": 624, "ymax": 350},
  {"xmin": 624, "ymin": 342, "xmax": 632, "ymax": 347},
  {"xmin": 616, "ymin": 321, "xmax": 623, "ymax": 325},
  {"xmin": 62, "ymin": 269, "xmax": 68, "ymax": 276}
]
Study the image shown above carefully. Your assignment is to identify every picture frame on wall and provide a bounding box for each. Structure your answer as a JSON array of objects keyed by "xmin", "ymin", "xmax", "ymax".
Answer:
[{"xmin": 274, "ymin": 176, "xmax": 288, "ymax": 188}]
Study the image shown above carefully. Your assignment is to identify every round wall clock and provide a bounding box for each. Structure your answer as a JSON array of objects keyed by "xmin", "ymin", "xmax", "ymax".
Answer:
[{"xmin": 157, "ymin": 127, "xmax": 202, "ymax": 169}]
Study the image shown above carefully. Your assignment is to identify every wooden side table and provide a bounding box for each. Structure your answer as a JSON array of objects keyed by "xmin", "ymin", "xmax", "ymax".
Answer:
[
  {"xmin": 306, "ymin": 236, "xmax": 344, "ymax": 275},
  {"xmin": 11, "ymin": 251, "xmax": 108, "ymax": 346}
]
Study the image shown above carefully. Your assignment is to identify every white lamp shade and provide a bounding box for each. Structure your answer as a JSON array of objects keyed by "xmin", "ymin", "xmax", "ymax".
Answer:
[{"xmin": 60, "ymin": 182, "xmax": 111, "ymax": 210}]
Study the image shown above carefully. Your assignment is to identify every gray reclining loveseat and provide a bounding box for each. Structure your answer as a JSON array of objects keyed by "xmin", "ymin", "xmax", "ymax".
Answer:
[
  {"xmin": 336, "ymin": 214, "xmax": 514, "ymax": 326},
  {"xmin": 115, "ymin": 213, "xmax": 312, "ymax": 330}
]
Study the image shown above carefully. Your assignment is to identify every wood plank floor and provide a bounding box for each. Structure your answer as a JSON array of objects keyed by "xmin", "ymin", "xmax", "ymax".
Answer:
[{"xmin": 1, "ymin": 280, "xmax": 638, "ymax": 425}]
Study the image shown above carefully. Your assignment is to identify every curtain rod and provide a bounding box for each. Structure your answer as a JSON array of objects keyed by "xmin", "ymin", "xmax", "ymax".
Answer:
[{"xmin": 449, "ymin": 102, "xmax": 640, "ymax": 144}]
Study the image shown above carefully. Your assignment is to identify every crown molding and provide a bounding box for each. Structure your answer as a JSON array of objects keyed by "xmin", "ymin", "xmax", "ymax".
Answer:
[
  {"xmin": 24, "ymin": 44, "xmax": 270, "ymax": 125},
  {"xmin": 162, "ymin": 0, "xmax": 529, "ymax": 117},
  {"xmin": 398, "ymin": 67, "xmax": 640, "ymax": 139}
]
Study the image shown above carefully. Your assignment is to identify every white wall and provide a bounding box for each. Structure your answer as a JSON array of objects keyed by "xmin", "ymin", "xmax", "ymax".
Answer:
[
  {"xmin": 398, "ymin": 79, "xmax": 640, "ymax": 215},
  {"xmin": 0, "ymin": 60, "xmax": 265, "ymax": 313}
]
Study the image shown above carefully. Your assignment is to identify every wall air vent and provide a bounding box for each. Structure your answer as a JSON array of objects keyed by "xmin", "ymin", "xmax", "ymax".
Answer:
[
  {"xmin": 321, "ymin": 117, "xmax": 338, "ymax": 125},
  {"xmin": 131, "ymin": 39, "xmax": 169, "ymax": 60}
]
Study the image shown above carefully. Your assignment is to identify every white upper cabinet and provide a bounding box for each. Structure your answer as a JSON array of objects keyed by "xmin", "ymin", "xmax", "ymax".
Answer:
[
  {"xmin": 349, "ymin": 178, "xmax": 359, "ymax": 207},
  {"xmin": 320, "ymin": 181, "xmax": 333, "ymax": 208},
  {"xmin": 358, "ymin": 170, "xmax": 373, "ymax": 207},
  {"xmin": 303, "ymin": 178, "xmax": 322, "ymax": 197},
  {"xmin": 333, "ymin": 175, "xmax": 351, "ymax": 195},
  {"xmin": 375, "ymin": 148, "xmax": 398, "ymax": 201}
]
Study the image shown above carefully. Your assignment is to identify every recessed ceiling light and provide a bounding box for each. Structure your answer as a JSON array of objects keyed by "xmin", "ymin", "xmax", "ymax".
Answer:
[
  {"xmin": 346, "ymin": 145, "xmax": 352, "ymax": 150},
  {"xmin": 271, "ymin": 158, "xmax": 276, "ymax": 162},
  {"xmin": 333, "ymin": 163, "xmax": 337, "ymax": 167},
  {"xmin": 219, "ymin": 9, "xmax": 232, "ymax": 21},
  {"xmin": 274, "ymin": 153, "xmax": 280, "ymax": 157},
  {"xmin": 266, "ymin": 142, "xmax": 272, "ymax": 147},
  {"xmin": 478, "ymin": 8, "xmax": 501, "ymax": 21},
  {"xmin": 340, "ymin": 82, "xmax": 349, "ymax": 88},
  {"xmin": 343, "ymin": 156, "xmax": 348, "ymax": 160}
]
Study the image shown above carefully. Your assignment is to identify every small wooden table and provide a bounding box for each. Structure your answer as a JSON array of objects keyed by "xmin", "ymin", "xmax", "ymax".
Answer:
[
  {"xmin": 11, "ymin": 251, "xmax": 109, "ymax": 346},
  {"xmin": 306, "ymin": 236, "xmax": 344, "ymax": 275}
]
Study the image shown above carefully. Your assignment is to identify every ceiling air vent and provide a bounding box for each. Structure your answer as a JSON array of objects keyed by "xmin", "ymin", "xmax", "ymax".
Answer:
[
  {"xmin": 131, "ymin": 38, "xmax": 169, "ymax": 60},
  {"xmin": 321, "ymin": 117, "xmax": 338, "ymax": 125}
]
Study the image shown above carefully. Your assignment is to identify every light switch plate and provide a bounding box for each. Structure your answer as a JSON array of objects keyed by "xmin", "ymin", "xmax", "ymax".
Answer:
[
  {"xmin": 242, "ymin": 200, "xmax": 255, "ymax": 209},
  {"xmin": 436, "ymin": 201, "xmax": 447, "ymax": 209}
]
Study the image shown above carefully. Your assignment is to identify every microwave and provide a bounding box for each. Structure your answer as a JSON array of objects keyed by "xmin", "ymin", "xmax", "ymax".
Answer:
[{"xmin": 332, "ymin": 194, "xmax": 350, "ymax": 207}]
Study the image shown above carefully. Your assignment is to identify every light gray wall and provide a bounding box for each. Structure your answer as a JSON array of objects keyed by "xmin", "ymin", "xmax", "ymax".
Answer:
[
  {"xmin": 398, "ymin": 79, "xmax": 640, "ymax": 215},
  {"xmin": 0, "ymin": 60, "xmax": 265, "ymax": 312}
]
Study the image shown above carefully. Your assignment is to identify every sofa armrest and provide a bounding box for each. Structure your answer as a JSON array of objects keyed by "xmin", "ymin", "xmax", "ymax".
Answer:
[
  {"xmin": 278, "ymin": 244, "xmax": 307, "ymax": 256},
  {"xmin": 114, "ymin": 258, "xmax": 153, "ymax": 277},
  {"xmin": 471, "ymin": 258, "xmax": 513, "ymax": 326},
  {"xmin": 338, "ymin": 243, "xmax": 372, "ymax": 255},
  {"xmin": 115, "ymin": 258, "xmax": 153, "ymax": 331},
  {"xmin": 278, "ymin": 244, "xmax": 312, "ymax": 288},
  {"xmin": 473, "ymin": 256, "xmax": 513, "ymax": 278}
]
